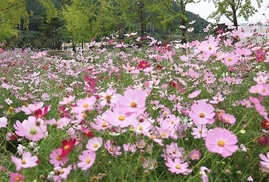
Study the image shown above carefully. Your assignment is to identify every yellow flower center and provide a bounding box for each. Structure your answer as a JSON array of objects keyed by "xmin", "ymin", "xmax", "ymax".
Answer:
[
  {"xmin": 21, "ymin": 159, "xmax": 26, "ymax": 164},
  {"xmin": 83, "ymin": 103, "xmax": 89, "ymax": 108},
  {"xmin": 138, "ymin": 126, "xmax": 143, "ymax": 131},
  {"xmin": 131, "ymin": 102, "xmax": 137, "ymax": 108},
  {"xmin": 86, "ymin": 158, "xmax": 91, "ymax": 163},
  {"xmin": 93, "ymin": 144, "xmax": 99, "ymax": 148},
  {"xmin": 199, "ymin": 113, "xmax": 205, "ymax": 118},
  {"xmin": 15, "ymin": 176, "xmax": 21, "ymax": 181},
  {"xmin": 102, "ymin": 122, "xmax": 107, "ymax": 127},
  {"xmin": 56, "ymin": 156, "xmax": 61, "ymax": 161},
  {"xmin": 228, "ymin": 57, "xmax": 232, "ymax": 62},
  {"xmin": 218, "ymin": 140, "xmax": 225, "ymax": 147},
  {"xmin": 64, "ymin": 145, "xmax": 70, "ymax": 150},
  {"xmin": 161, "ymin": 132, "xmax": 167, "ymax": 138},
  {"xmin": 118, "ymin": 115, "xmax": 125, "ymax": 121},
  {"xmin": 175, "ymin": 164, "xmax": 181, "ymax": 169}
]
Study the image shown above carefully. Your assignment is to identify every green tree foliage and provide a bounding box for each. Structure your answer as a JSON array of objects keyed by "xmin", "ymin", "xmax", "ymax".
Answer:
[
  {"xmin": 208, "ymin": 0, "xmax": 263, "ymax": 28},
  {"xmin": 0, "ymin": 0, "xmax": 29, "ymax": 42},
  {"xmin": 157, "ymin": 0, "xmax": 201, "ymax": 43}
]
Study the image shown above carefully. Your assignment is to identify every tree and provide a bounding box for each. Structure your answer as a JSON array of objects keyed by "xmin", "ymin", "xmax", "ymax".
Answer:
[
  {"xmin": 157, "ymin": 0, "xmax": 200, "ymax": 43},
  {"xmin": 0, "ymin": 0, "xmax": 29, "ymax": 42},
  {"xmin": 208, "ymin": 0, "xmax": 263, "ymax": 28},
  {"xmin": 61, "ymin": 0, "xmax": 101, "ymax": 44}
]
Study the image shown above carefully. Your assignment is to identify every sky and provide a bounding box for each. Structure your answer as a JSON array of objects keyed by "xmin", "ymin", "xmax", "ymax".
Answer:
[{"xmin": 186, "ymin": 1, "xmax": 268, "ymax": 25}]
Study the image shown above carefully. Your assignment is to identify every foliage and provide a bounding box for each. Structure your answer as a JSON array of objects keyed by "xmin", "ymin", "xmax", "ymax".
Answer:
[
  {"xmin": 0, "ymin": 0, "xmax": 29, "ymax": 42},
  {"xmin": 208, "ymin": 0, "xmax": 263, "ymax": 28}
]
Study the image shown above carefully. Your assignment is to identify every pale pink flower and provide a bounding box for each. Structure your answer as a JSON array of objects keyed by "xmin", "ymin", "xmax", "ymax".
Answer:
[
  {"xmin": 86, "ymin": 137, "xmax": 103, "ymax": 151},
  {"xmin": 123, "ymin": 143, "xmax": 137, "ymax": 153},
  {"xmin": 77, "ymin": 150, "xmax": 96, "ymax": 170},
  {"xmin": 14, "ymin": 116, "xmax": 47, "ymax": 141},
  {"xmin": 59, "ymin": 95, "xmax": 75, "ymax": 105},
  {"xmin": 21, "ymin": 102, "xmax": 43, "ymax": 115},
  {"xmin": 200, "ymin": 166, "xmax": 211, "ymax": 182},
  {"xmin": 72, "ymin": 96, "xmax": 96, "ymax": 114},
  {"xmin": 188, "ymin": 89, "xmax": 201, "ymax": 99},
  {"xmin": 0, "ymin": 117, "xmax": 8, "ymax": 128},
  {"xmin": 49, "ymin": 148, "xmax": 68, "ymax": 167},
  {"xmin": 4, "ymin": 98, "xmax": 13, "ymax": 105},
  {"xmin": 11, "ymin": 152, "xmax": 38, "ymax": 171},
  {"xmin": 260, "ymin": 152, "xmax": 269, "ymax": 169},
  {"xmin": 117, "ymin": 88, "xmax": 147, "ymax": 115},
  {"xmin": 53, "ymin": 165, "xmax": 72, "ymax": 182},
  {"xmin": 221, "ymin": 113, "xmax": 236, "ymax": 125},
  {"xmin": 98, "ymin": 87, "xmax": 119, "ymax": 107},
  {"xmin": 205, "ymin": 128, "xmax": 238, "ymax": 158},
  {"xmin": 104, "ymin": 140, "xmax": 122, "ymax": 156},
  {"xmin": 104, "ymin": 106, "xmax": 138, "ymax": 128},
  {"xmin": 165, "ymin": 157, "xmax": 192, "ymax": 175},
  {"xmin": 189, "ymin": 100, "xmax": 215, "ymax": 125},
  {"xmin": 191, "ymin": 124, "xmax": 208, "ymax": 138}
]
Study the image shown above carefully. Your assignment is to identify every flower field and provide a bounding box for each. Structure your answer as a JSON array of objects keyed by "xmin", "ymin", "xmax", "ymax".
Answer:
[{"xmin": 1, "ymin": 26, "xmax": 269, "ymax": 181}]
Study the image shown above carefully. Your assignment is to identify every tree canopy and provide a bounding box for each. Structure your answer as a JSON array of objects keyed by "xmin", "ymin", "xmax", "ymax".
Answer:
[{"xmin": 208, "ymin": 0, "xmax": 263, "ymax": 28}]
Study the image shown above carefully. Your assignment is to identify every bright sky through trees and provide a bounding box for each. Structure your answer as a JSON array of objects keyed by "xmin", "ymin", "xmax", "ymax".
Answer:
[{"xmin": 186, "ymin": 1, "xmax": 268, "ymax": 24}]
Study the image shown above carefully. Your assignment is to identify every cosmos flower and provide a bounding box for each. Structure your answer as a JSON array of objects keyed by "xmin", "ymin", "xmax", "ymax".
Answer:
[{"xmin": 205, "ymin": 128, "xmax": 238, "ymax": 158}]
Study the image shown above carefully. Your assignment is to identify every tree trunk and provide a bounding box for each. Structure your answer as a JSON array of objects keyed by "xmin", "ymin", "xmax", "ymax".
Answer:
[
  {"xmin": 231, "ymin": 4, "xmax": 238, "ymax": 29},
  {"xmin": 181, "ymin": 20, "xmax": 187, "ymax": 44}
]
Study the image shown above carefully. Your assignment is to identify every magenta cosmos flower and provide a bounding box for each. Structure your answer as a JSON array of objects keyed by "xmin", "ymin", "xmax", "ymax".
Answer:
[
  {"xmin": 10, "ymin": 172, "xmax": 25, "ymax": 182},
  {"xmin": 189, "ymin": 100, "xmax": 215, "ymax": 125},
  {"xmin": 205, "ymin": 128, "xmax": 238, "ymax": 158}
]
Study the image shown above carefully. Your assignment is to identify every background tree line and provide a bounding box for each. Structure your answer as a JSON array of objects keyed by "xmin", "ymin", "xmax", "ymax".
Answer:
[{"xmin": 0, "ymin": 0, "xmax": 263, "ymax": 49}]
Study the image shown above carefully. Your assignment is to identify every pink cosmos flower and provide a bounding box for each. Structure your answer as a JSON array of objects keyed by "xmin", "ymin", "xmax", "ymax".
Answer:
[
  {"xmin": 188, "ymin": 100, "xmax": 215, "ymax": 125},
  {"xmin": 260, "ymin": 152, "xmax": 269, "ymax": 169},
  {"xmin": 77, "ymin": 150, "xmax": 96, "ymax": 170},
  {"xmin": 205, "ymin": 128, "xmax": 238, "ymax": 158},
  {"xmin": 72, "ymin": 96, "xmax": 96, "ymax": 114},
  {"xmin": 98, "ymin": 87, "xmax": 119, "ymax": 107},
  {"xmin": 0, "ymin": 116, "xmax": 7, "ymax": 128},
  {"xmin": 117, "ymin": 88, "xmax": 147, "ymax": 115},
  {"xmin": 86, "ymin": 137, "xmax": 103, "ymax": 151},
  {"xmin": 90, "ymin": 115, "xmax": 110, "ymax": 131},
  {"xmin": 10, "ymin": 172, "xmax": 25, "ymax": 182},
  {"xmin": 11, "ymin": 152, "xmax": 38, "ymax": 171},
  {"xmin": 253, "ymin": 75, "xmax": 268, "ymax": 84},
  {"xmin": 123, "ymin": 143, "xmax": 137, "ymax": 153},
  {"xmin": 104, "ymin": 106, "xmax": 138, "ymax": 128},
  {"xmin": 189, "ymin": 149, "xmax": 201, "ymax": 160},
  {"xmin": 59, "ymin": 95, "xmax": 75, "ymax": 105},
  {"xmin": 165, "ymin": 157, "xmax": 192, "ymax": 175},
  {"xmin": 21, "ymin": 102, "xmax": 43, "ymax": 115},
  {"xmin": 104, "ymin": 140, "xmax": 122, "ymax": 157},
  {"xmin": 249, "ymin": 84, "xmax": 269, "ymax": 96},
  {"xmin": 221, "ymin": 113, "xmax": 236, "ymax": 125},
  {"xmin": 191, "ymin": 124, "xmax": 208, "ymax": 138},
  {"xmin": 53, "ymin": 165, "xmax": 72, "ymax": 182},
  {"xmin": 222, "ymin": 52, "xmax": 239, "ymax": 66},
  {"xmin": 200, "ymin": 166, "xmax": 211, "ymax": 182},
  {"xmin": 188, "ymin": 89, "xmax": 202, "ymax": 99},
  {"xmin": 14, "ymin": 116, "xmax": 47, "ymax": 142},
  {"xmin": 49, "ymin": 148, "xmax": 68, "ymax": 167}
]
